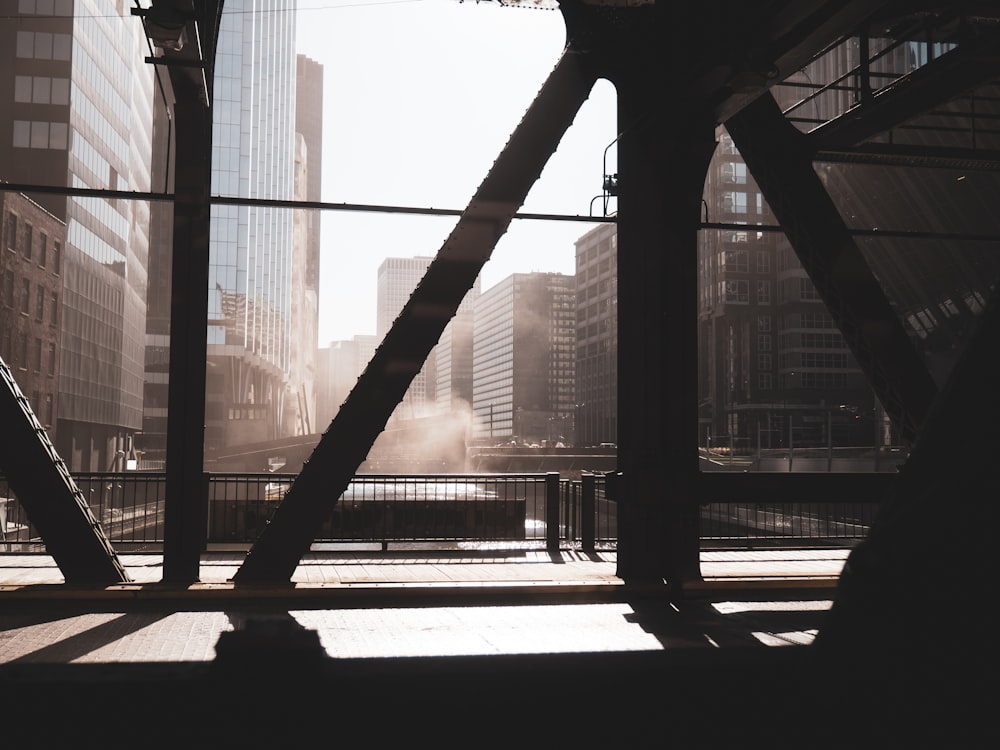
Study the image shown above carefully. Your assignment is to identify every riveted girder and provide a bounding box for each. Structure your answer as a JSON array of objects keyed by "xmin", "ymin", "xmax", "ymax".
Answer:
[
  {"xmin": 726, "ymin": 93, "xmax": 939, "ymax": 446},
  {"xmin": 0, "ymin": 359, "xmax": 130, "ymax": 584}
]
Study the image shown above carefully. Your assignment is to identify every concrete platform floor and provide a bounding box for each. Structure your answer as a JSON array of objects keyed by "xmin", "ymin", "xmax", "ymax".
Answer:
[
  {"xmin": 0, "ymin": 548, "xmax": 847, "ymax": 664},
  {"xmin": 0, "ymin": 547, "xmax": 982, "ymax": 748}
]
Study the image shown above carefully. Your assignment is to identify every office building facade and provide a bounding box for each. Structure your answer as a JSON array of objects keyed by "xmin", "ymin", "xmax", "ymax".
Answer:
[
  {"xmin": 204, "ymin": 0, "xmax": 299, "ymax": 451},
  {"xmin": 433, "ymin": 275, "xmax": 481, "ymax": 418},
  {"xmin": 574, "ymin": 222, "xmax": 617, "ymax": 448},
  {"xmin": 315, "ymin": 334, "xmax": 377, "ymax": 431},
  {"xmin": 1, "ymin": 192, "xmax": 65, "ymax": 440},
  {"xmin": 285, "ymin": 54, "xmax": 323, "ymax": 437},
  {"xmin": 472, "ymin": 272, "xmax": 575, "ymax": 446},
  {"xmin": 1, "ymin": 0, "xmax": 153, "ymax": 471},
  {"xmin": 376, "ymin": 255, "xmax": 435, "ymax": 420}
]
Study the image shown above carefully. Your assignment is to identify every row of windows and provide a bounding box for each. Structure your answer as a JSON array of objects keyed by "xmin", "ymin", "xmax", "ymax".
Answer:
[
  {"xmin": 788, "ymin": 312, "xmax": 837, "ymax": 329},
  {"xmin": 780, "ymin": 332, "xmax": 846, "ymax": 348},
  {"xmin": 12, "ymin": 120, "xmax": 69, "ymax": 150},
  {"xmin": 5, "ymin": 213, "xmax": 63, "ymax": 272},
  {"xmin": 15, "ymin": 30, "xmax": 72, "ymax": 60},
  {"xmin": 721, "ymin": 279, "xmax": 770, "ymax": 304},
  {"xmin": 17, "ymin": 0, "xmax": 74, "ymax": 16},
  {"xmin": 720, "ymin": 191, "xmax": 764, "ymax": 215},
  {"xmin": 720, "ymin": 249, "xmax": 771, "ymax": 273},
  {"xmin": 1, "ymin": 272, "xmax": 60, "ymax": 325},
  {"xmin": 14, "ymin": 75, "xmax": 71, "ymax": 106},
  {"xmin": 0, "ymin": 329, "xmax": 57, "ymax": 379},
  {"xmin": 783, "ymin": 352, "xmax": 851, "ymax": 369},
  {"xmin": 755, "ymin": 372, "xmax": 848, "ymax": 390}
]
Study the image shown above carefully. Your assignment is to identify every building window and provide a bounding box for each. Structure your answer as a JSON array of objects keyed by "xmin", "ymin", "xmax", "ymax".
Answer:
[
  {"xmin": 52, "ymin": 242, "xmax": 61, "ymax": 273},
  {"xmin": 15, "ymin": 31, "xmax": 71, "ymax": 60},
  {"xmin": 758, "ymin": 372, "xmax": 773, "ymax": 390},
  {"xmin": 722, "ymin": 191, "xmax": 748, "ymax": 214},
  {"xmin": 33, "ymin": 338, "xmax": 42, "ymax": 372},
  {"xmin": 757, "ymin": 315, "xmax": 771, "ymax": 332},
  {"xmin": 757, "ymin": 279, "xmax": 771, "ymax": 304},
  {"xmin": 48, "ymin": 342, "xmax": 56, "ymax": 375},
  {"xmin": 12, "ymin": 120, "xmax": 69, "ymax": 149},
  {"xmin": 756, "ymin": 251, "xmax": 770, "ymax": 274},
  {"xmin": 50, "ymin": 292, "xmax": 58, "ymax": 325},
  {"xmin": 723, "ymin": 249, "xmax": 748, "ymax": 272},
  {"xmin": 800, "ymin": 278, "xmax": 821, "ymax": 301},
  {"xmin": 23, "ymin": 223, "xmax": 32, "ymax": 259},
  {"xmin": 5, "ymin": 213, "xmax": 16, "ymax": 250},
  {"xmin": 39, "ymin": 233, "xmax": 47, "ymax": 267},
  {"xmin": 759, "ymin": 353, "xmax": 772, "ymax": 371},
  {"xmin": 2, "ymin": 272, "xmax": 13, "ymax": 305},
  {"xmin": 722, "ymin": 279, "xmax": 749, "ymax": 304},
  {"xmin": 758, "ymin": 334, "xmax": 771, "ymax": 351},
  {"xmin": 35, "ymin": 286, "xmax": 46, "ymax": 320},
  {"xmin": 13, "ymin": 75, "xmax": 70, "ymax": 105},
  {"xmin": 21, "ymin": 278, "xmax": 31, "ymax": 314},
  {"xmin": 45, "ymin": 393, "xmax": 54, "ymax": 426}
]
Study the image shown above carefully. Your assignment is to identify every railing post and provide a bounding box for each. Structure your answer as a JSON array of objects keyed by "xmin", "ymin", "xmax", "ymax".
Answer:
[
  {"xmin": 545, "ymin": 472, "xmax": 560, "ymax": 553},
  {"xmin": 581, "ymin": 472, "xmax": 595, "ymax": 553},
  {"xmin": 200, "ymin": 472, "xmax": 210, "ymax": 552}
]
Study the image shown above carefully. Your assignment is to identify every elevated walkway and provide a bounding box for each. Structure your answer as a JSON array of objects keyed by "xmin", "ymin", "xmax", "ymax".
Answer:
[{"xmin": 0, "ymin": 546, "xmax": 962, "ymax": 748}]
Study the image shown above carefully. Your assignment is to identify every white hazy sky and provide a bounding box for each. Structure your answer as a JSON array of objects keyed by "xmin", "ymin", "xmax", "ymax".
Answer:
[{"xmin": 292, "ymin": 0, "xmax": 618, "ymax": 344}]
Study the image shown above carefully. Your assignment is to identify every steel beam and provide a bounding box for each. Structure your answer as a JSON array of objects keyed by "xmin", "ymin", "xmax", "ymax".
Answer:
[
  {"xmin": 161, "ymin": 73, "xmax": 213, "ymax": 583},
  {"xmin": 0, "ymin": 359, "xmax": 130, "ymax": 584},
  {"xmin": 233, "ymin": 51, "xmax": 599, "ymax": 583},
  {"xmin": 151, "ymin": 1, "xmax": 222, "ymax": 583},
  {"xmin": 816, "ymin": 277, "xmax": 1000, "ymax": 654},
  {"xmin": 726, "ymin": 93, "xmax": 938, "ymax": 445},
  {"xmin": 611, "ymin": 68, "xmax": 717, "ymax": 588},
  {"xmin": 809, "ymin": 25, "xmax": 1000, "ymax": 149}
]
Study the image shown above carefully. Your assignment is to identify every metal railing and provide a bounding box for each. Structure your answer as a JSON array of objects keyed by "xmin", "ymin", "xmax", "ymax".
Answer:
[{"xmin": 2, "ymin": 470, "xmax": 882, "ymax": 553}]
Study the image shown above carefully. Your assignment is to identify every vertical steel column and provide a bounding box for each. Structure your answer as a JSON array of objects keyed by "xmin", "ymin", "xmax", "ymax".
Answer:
[
  {"xmin": 614, "ymin": 79, "xmax": 717, "ymax": 587},
  {"xmin": 162, "ymin": 73, "xmax": 212, "ymax": 583}
]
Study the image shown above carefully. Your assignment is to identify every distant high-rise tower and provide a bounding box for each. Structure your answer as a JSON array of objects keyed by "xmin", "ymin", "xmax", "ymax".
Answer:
[
  {"xmin": 1, "ymin": 0, "xmax": 153, "ymax": 471},
  {"xmin": 285, "ymin": 54, "xmax": 324, "ymax": 437},
  {"xmin": 434, "ymin": 275, "xmax": 481, "ymax": 416},
  {"xmin": 472, "ymin": 273, "xmax": 576, "ymax": 445},
  {"xmin": 698, "ymin": 126, "xmax": 873, "ymax": 450},
  {"xmin": 204, "ymin": 0, "xmax": 299, "ymax": 451},
  {"xmin": 574, "ymin": 223, "xmax": 617, "ymax": 448},
  {"xmin": 316, "ymin": 334, "xmax": 377, "ymax": 429},
  {"xmin": 376, "ymin": 256, "xmax": 434, "ymax": 419}
]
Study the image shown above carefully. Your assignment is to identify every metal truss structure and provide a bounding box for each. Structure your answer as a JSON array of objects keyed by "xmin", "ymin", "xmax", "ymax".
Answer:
[{"xmin": 2, "ymin": 1, "xmax": 998, "ymax": 596}]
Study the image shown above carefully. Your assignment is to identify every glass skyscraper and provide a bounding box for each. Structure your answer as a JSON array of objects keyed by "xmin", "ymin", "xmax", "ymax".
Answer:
[
  {"xmin": 2, "ymin": 0, "xmax": 153, "ymax": 471},
  {"xmin": 205, "ymin": 0, "xmax": 299, "ymax": 451}
]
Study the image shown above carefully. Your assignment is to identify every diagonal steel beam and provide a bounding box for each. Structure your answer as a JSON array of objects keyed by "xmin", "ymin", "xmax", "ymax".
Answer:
[
  {"xmin": 1, "ymin": 358, "xmax": 131, "ymax": 584},
  {"xmin": 233, "ymin": 51, "xmax": 600, "ymax": 583},
  {"xmin": 726, "ymin": 93, "xmax": 938, "ymax": 446},
  {"xmin": 809, "ymin": 25, "xmax": 1000, "ymax": 149}
]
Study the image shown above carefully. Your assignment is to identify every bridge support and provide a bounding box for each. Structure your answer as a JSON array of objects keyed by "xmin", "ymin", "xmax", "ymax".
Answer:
[
  {"xmin": 726, "ymin": 93, "xmax": 938, "ymax": 445},
  {"xmin": 612, "ymin": 68, "xmax": 715, "ymax": 588},
  {"xmin": 0, "ymin": 358, "xmax": 130, "ymax": 584}
]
